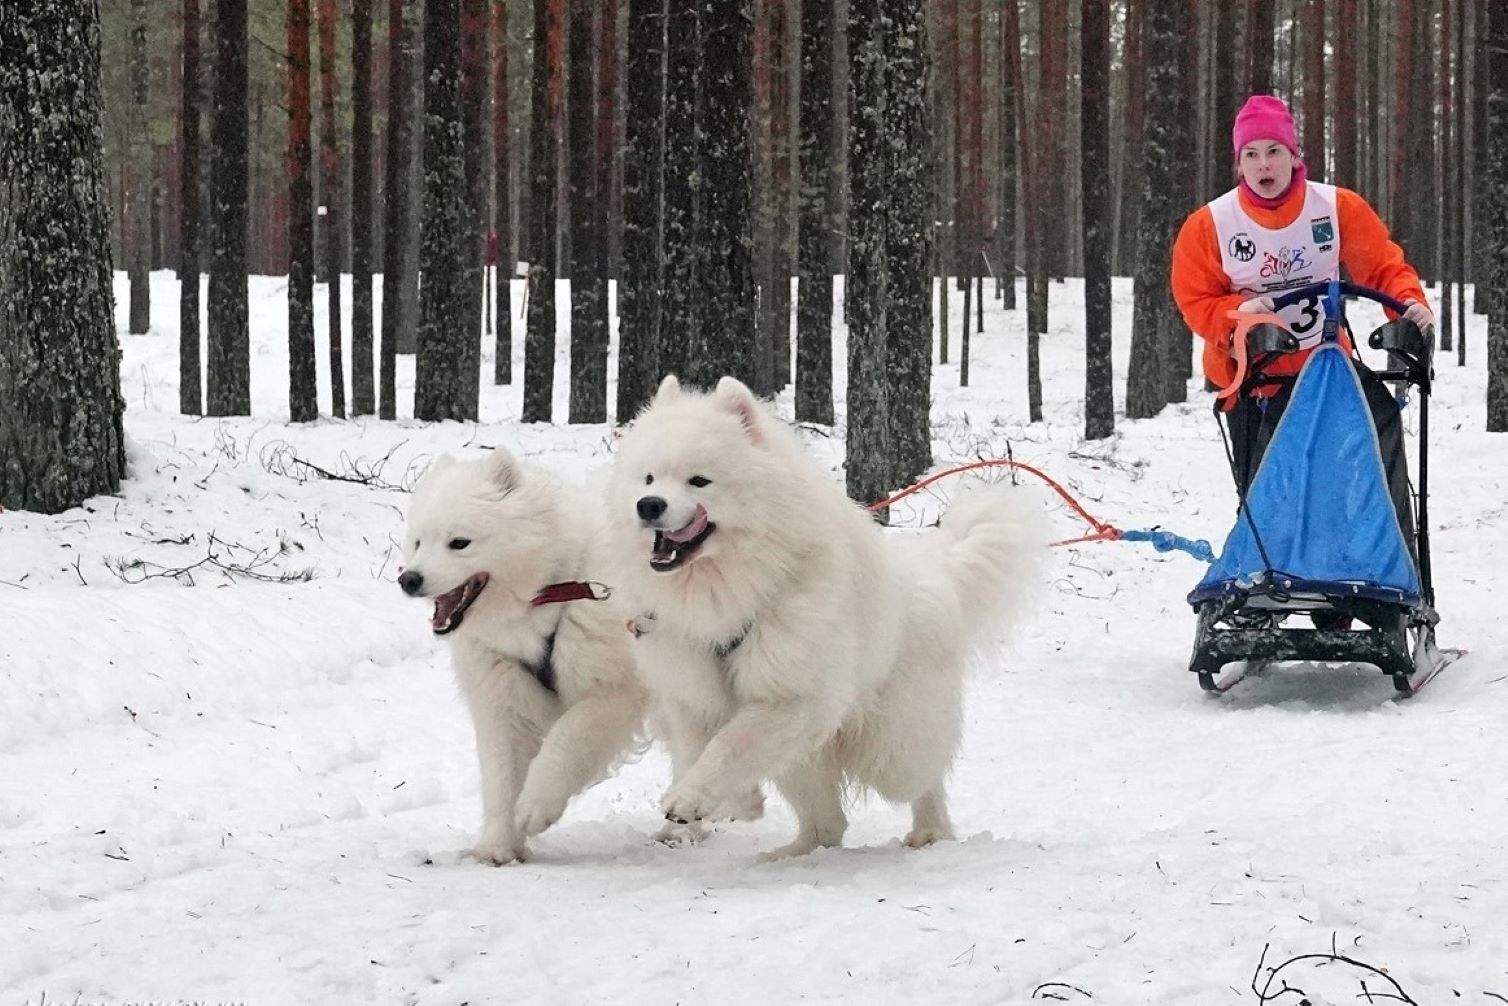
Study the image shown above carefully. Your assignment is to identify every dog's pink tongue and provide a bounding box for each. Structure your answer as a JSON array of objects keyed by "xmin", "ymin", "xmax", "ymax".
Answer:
[
  {"xmin": 663, "ymin": 504, "xmax": 708, "ymax": 544},
  {"xmin": 430, "ymin": 583, "xmax": 467, "ymax": 631}
]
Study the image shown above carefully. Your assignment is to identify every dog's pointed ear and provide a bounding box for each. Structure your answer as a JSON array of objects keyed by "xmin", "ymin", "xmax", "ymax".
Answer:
[
  {"xmin": 654, "ymin": 374, "xmax": 682, "ymax": 402},
  {"xmin": 713, "ymin": 376, "xmax": 764, "ymax": 443},
  {"xmin": 485, "ymin": 446, "xmax": 521, "ymax": 494}
]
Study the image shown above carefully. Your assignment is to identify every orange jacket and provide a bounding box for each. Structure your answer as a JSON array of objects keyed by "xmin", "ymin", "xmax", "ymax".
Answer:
[{"xmin": 1170, "ymin": 183, "xmax": 1427, "ymax": 392}]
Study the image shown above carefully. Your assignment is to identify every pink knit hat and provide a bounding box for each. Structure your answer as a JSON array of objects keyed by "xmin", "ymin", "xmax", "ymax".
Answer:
[{"xmin": 1232, "ymin": 95, "xmax": 1300, "ymax": 154}]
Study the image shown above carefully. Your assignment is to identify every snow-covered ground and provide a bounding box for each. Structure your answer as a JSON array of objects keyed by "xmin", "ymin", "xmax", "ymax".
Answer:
[{"xmin": 3, "ymin": 272, "xmax": 1505, "ymax": 1004}]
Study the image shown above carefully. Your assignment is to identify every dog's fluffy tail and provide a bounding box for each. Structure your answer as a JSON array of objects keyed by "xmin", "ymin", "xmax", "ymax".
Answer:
[{"xmin": 929, "ymin": 479, "xmax": 1051, "ymax": 642}]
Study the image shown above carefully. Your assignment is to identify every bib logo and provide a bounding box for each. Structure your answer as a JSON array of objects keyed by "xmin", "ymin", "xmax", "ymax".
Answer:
[
  {"xmin": 1311, "ymin": 216, "xmax": 1334, "ymax": 244},
  {"xmin": 1259, "ymin": 246, "xmax": 1311, "ymax": 281},
  {"xmin": 1228, "ymin": 233, "xmax": 1256, "ymax": 263}
]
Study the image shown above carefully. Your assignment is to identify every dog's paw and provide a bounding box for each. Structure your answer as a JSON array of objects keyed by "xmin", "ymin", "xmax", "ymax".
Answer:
[
  {"xmin": 652, "ymin": 819, "xmax": 706, "ymax": 847},
  {"xmin": 660, "ymin": 782, "xmax": 721, "ymax": 825},
  {"xmin": 464, "ymin": 828, "xmax": 528, "ymax": 866},
  {"xmin": 902, "ymin": 824, "xmax": 954, "ymax": 849},
  {"xmin": 514, "ymin": 788, "xmax": 569, "ymax": 838},
  {"xmin": 755, "ymin": 837, "xmax": 821, "ymax": 863}
]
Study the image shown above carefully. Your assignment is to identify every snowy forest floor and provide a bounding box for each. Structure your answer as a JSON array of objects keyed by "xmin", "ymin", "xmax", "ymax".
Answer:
[{"xmin": 3, "ymin": 273, "xmax": 1506, "ymax": 1004}]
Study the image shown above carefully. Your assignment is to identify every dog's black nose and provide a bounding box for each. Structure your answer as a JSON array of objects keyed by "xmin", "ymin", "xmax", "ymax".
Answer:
[
  {"xmin": 398, "ymin": 570, "xmax": 424, "ymax": 595},
  {"xmin": 637, "ymin": 495, "xmax": 667, "ymax": 522}
]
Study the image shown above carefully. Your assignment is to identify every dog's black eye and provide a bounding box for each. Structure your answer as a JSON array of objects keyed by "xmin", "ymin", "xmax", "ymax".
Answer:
[
  {"xmin": 448, "ymin": 538, "xmax": 472, "ymax": 550},
  {"xmin": 644, "ymin": 473, "xmax": 654, "ymax": 485},
  {"xmin": 688, "ymin": 475, "xmax": 712, "ymax": 488}
]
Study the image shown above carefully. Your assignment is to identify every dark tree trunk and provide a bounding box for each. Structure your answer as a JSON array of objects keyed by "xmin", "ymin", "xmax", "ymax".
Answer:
[
  {"xmin": 595, "ymin": 0, "xmax": 618, "ymax": 374},
  {"xmin": 1039, "ymin": 0, "xmax": 1068, "ymax": 278},
  {"xmin": 1125, "ymin": 0, "xmax": 1183, "ymax": 419},
  {"xmin": 459, "ymin": 0, "xmax": 488, "ymax": 418},
  {"xmin": 659, "ymin": 1, "xmax": 700, "ymax": 384},
  {"xmin": 997, "ymin": 0, "xmax": 1017, "ymax": 309},
  {"xmin": 207, "ymin": 0, "xmax": 249, "ymax": 416},
  {"xmin": 0, "ymin": 0, "xmax": 126, "ymax": 513},
  {"xmin": 1475, "ymin": 0, "xmax": 1494, "ymax": 319},
  {"xmin": 128, "ymin": 0, "xmax": 151, "ymax": 334},
  {"xmin": 767, "ymin": 0, "xmax": 793, "ymax": 390},
  {"xmin": 380, "ymin": 0, "xmax": 416, "ymax": 418},
  {"xmin": 1247, "ymin": 0, "xmax": 1275, "ymax": 95},
  {"xmin": 180, "ymin": 0, "xmax": 203, "ymax": 415},
  {"xmin": 1487, "ymin": 0, "xmax": 1508, "ymax": 429},
  {"xmin": 935, "ymin": 0, "xmax": 956, "ymax": 364},
  {"xmin": 618, "ymin": 0, "xmax": 664, "ymax": 419},
  {"xmin": 352, "ymin": 0, "xmax": 376, "ymax": 414},
  {"xmin": 415, "ymin": 0, "xmax": 473, "ymax": 420},
  {"xmin": 1391, "ymin": 0, "xmax": 1415, "ymax": 254},
  {"xmin": 1442, "ymin": 0, "xmax": 1456, "ymax": 353},
  {"xmin": 1335, "ymin": 0, "xmax": 1358, "ymax": 185},
  {"xmin": 845, "ymin": 0, "xmax": 892, "ymax": 505},
  {"xmin": 492, "ymin": 0, "xmax": 514, "ymax": 385},
  {"xmin": 319, "ymin": 0, "xmax": 346, "ymax": 417},
  {"xmin": 688, "ymin": 0, "xmax": 755, "ymax": 390},
  {"xmin": 1081, "ymin": 0, "xmax": 1112, "ymax": 439},
  {"xmin": 795, "ymin": 0, "xmax": 834, "ymax": 424},
  {"xmin": 1454, "ymin": 0, "xmax": 1467, "ymax": 359},
  {"xmin": 289, "ymin": 0, "xmax": 318, "ymax": 421},
  {"xmin": 1210, "ymin": 0, "xmax": 1235, "ymax": 199},
  {"xmin": 567, "ymin": 0, "xmax": 607, "ymax": 421},
  {"xmin": 1115, "ymin": 0, "xmax": 1145, "ymax": 273},
  {"xmin": 1303, "ymin": 0, "xmax": 1325, "ymax": 180},
  {"xmin": 884, "ymin": 0, "xmax": 932, "ymax": 487},
  {"xmin": 1163, "ymin": 0, "xmax": 1198, "ymax": 403},
  {"xmin": 522, "ymin": 0, "xmax": 565, "ymax": 421}
]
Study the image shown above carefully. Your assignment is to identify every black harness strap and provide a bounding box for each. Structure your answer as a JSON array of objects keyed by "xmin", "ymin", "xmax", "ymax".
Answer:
[{"xmin": 525, "ymin": 629, "xmax": 558, "ymax": 693}]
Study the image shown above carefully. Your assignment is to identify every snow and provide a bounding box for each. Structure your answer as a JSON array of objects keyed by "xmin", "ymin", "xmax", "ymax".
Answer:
[{"xmin": 3, "ymin": 271, "xmax": 1505, "ymax": 1003}]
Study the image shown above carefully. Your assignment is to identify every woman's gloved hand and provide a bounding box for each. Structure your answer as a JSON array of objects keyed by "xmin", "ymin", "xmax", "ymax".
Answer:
[
  {"xmin": 1237, "ymin": 295, "xmax": 1276, "ymax": 314},
  {"xmin": 1402, "ymin": 299, "xmax": 1435, "ymax": 332}
]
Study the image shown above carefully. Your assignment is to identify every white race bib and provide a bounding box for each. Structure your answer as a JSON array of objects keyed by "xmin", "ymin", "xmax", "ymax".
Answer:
[{"xmin": 1210, "ymin": 182, "xmax": 1341, "ymax": 348}]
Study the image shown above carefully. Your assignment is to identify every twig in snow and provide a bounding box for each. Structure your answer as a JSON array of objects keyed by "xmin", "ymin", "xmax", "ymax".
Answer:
[
  {"xmin": 1031, "ymin": 982, "xmax": 1093, "ymax": 1000},
  {"xmin": 1249, "ymin": 937, "xmax": 1418, "ymax": 1005}
]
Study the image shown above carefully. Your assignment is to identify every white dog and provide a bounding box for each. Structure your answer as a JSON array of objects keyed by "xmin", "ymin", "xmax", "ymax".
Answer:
[
  {"xmin": 400, "ymin": 450, "xmax": 646, "ymax": 864},
  {"xmin": 607, "ymin": 376, "xmax": 1044, "ymax": 860}
]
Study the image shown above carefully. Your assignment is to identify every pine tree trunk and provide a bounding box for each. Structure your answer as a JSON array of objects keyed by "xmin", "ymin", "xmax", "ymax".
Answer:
[
  {"xmin": 318, "ymin": 0, "xmax": 346, "ymax": 417},
  {"xmin": 795, "ymin": 0, "xmax": 834, "ymax": 424},
  {"xmin": 1247, "ymin": 0, "xmax": 1275, "ymax": 95},
  {"xmin": 769, "ymin": 0, "xmax": 794, "ymax": 390},
  {"xmin": 1163, "ymin": 0, "xmax": 1197, "ymax": 403},
  {"xmin": 595, "ymin": 0, "xmax": 618, "ymax": 371},
  {"xmin": 997, "ymin": 0, "xmax": 1017, "ymax": 309},
  {"xmin": 688, "ymin": 0, "xmax": 755, "ymax": 390},
  {"xmin": 492, "ymin": 0, "xmax": 514, "ymax": 386},
  {"xmin": 884, "ymin": 0, "xmax": 933, "ymax": 487},
  {"xmin": 522, "ymin": 0, "xmax": 564, "ymax": 422},
  {"xmin": 936, "ymin": 0, "xmax": 956, "ymax": 363},
  {"xmin": 289, "ymin": 0, "xmax": 318, "ymax": 422},
  {"xmin": 128, "ymin": 0, "xmax": 152, "ymax": 335},
  {"xmin": 1212, "ymin": 0, "xmax": 1235, "ymax": 194},
  {"xmin": 659, "ymin": 0, "xmax": 700, "ymax": 383},
  {"xmin": 1454, "ymin": 0, "xmax": 1468, "ymax": 360},
  {"xmin": 415, "ymin": 0, "xmax": 471, "ymax": 420},
  {"xmin": 1390, "ymin": 0, "xmax": 1414, "ymax": 254},
  {"xmin": 1474, "ymin": 0, "xmax": 1494, "ymax": 319},
  {"xmin": 459, "ymin": 0, "xmax": 488, "ymax": 418},
  {"xmin": 0, "ymin": 0, "xmax": 126, "ymax": 513},
  {"xmin": 1125, "ymin": 0, "xmax": 1181, "ymax": 420},
  {"xmin": 207, "ymin": 0, "xmax": 250, "ymax": 416},
  {"xmin": 1114, "ymin": 0, "xmax": 1145, "ymax": 273},
  {"xmin": 1335, "ymin": 0, "xmax": 1358, "ymax": 185},
  {"xmin": 1486, "ymin": 0, "xmax": 1508, "ymax": 430},
  {"xmin": 352, "ymin": 0, "xmax": 376, "ymax": 414},
  {"xmin": 845, "ymin": 0, "xmax": 892, "ymax": 506},
  {"xmin": 1442, "ymin": 0, "xmax": 1456, "ymax": 353},
  {"xmin": 1082, "ymin": 0, "xmax": 1113, "ymax": 440},
  {"xmin": 380, "ymin": 0, "xmax": 415, "ymax": 418},
  {"xmin": 1302, "ymin": 0, "xmax": 1325, "ymax": 180},
  {"xmin": 567, "ymin": 0, "xmax": 608, "ymax": 421},
  {"xmin": 618, "ymin": 0, "xmax": 664, "ymax": 419},
  {"xmin": 180, "ymin": 0, "xmax": 203, "ymax": 415}
]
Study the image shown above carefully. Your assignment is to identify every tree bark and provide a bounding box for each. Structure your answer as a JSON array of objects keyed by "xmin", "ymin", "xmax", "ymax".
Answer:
[
  {"xmin": 1335, "ymin": 0, "xmax": 1358, "ymax": 186},
  {"xmin": 522, "ymin": 0, "xmax": 565, "ymax": 421},
  {"xmin": 795, "ymin": 0, "xmax": 834, "ymax": 424},
  {"xmin": 459, "ymin": 0, "xmax": 488, "ymax": 417},
  {"xmin": 0, "ymin": 0, "xmax": 126, "ymax": 513},
  {"xmin": 845, "ymin": 0, "xmax": 892, "ymax": 506},
  {"xmin": 492, "ymin": 0, "xmax": 514, "ymax": 385},
  {"xmin": 687, "ymin": 0, "xmax": 755, "ymax": 390},
  {"xmin": 415, "ymin": 0, "xmax": 473, "ymax": 420},
  {"xmin": 380, "ymin": 0, "xmax": 416, "ymax": 418},
  {"xmin": 289, "ymin": 0, "xmax": 317, "ymax": 421},
  {"xmin": 128, "ymin": 0, "xmax": 151, "ymax": 335},
  {"xmin": 1302, "ymin": 0, "xmax": 1325, "ymax": 180},
  {"xmin": 567, "ymin": 0, "xmax": 608, "ymax": 421},
  {"xmin": 318, "ymin": 0, "xmax": 346, "ymax": 417},
  {"xmin": 1082, "ymin": 0, "xmax": 1113, "ymax": 439},
  {"xmin": 180, "ymin": 0, "xmax": 203, "ymax": 415},
  {"xmin": 768, "ymin": 0, "xmax": 794, "ymax": 390},
  {"xmin": 1247, "ymin": 0, "xmax": 1275, "ymax": 96},
  {"xmin": 207, "ymin": 0, "xmax": 249, "ymax": 415},
  {"xmin": 997, "ymin": 0, "xmax": 1017, "ymax": 308},
  {"xmin": 658, "ymin": 0, "xmax": 700, "ymax": 384},
  {"xmin": 1114, "ymin": 0, "xmax": 1145, "ymax": 273},
  {"xmin": 884, "ymin": 0, "xmax": 933, "ymax": 486},
  {"xmin": 1487, "ymin": 0, "xmax": 1508, "ymax": 429},
  {"xmin": 618, "ymin": 0, "xmax": 664, "ymax": 419},
  {"xmin": 352, "ymin": 0, "xmax": 376, "ymax": 414}
]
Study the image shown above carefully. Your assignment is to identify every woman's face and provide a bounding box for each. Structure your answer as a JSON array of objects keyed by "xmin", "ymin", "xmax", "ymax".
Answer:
[{"xmin": 1238, "ymin": 140, "xmax": 1297, "ymax": 198}]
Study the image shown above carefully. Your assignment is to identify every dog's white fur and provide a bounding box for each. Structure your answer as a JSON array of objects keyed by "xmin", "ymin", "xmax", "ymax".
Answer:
[
  {"xmin": 402, "ymin": 450, "xmax": 646, "ymax": 864},
  {"xmin": 607, "ymin": 376, "xmax": 1044, "ymax": 859}
]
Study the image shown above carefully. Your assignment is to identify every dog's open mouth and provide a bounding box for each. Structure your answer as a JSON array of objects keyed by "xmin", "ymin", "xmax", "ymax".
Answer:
[
  {"xmin": 650, "ymin": 505, "xmax": 716, "ymax": 572},
  {"xmin": 431, "ymin": 572, "xmax": 489, "ymax": 635}
]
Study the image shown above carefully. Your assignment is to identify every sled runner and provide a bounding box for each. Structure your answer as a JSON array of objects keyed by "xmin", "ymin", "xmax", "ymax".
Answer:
[{"xmin": 1188, "ymin": 280, "xmax": 1464, "ymax": 697}]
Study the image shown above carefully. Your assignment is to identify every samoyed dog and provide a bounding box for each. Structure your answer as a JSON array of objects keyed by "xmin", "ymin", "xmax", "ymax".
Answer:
[
  {"xmin": 607, "ymin": 376, "xmax": 1044, "ymax": 860},
  {"xmin": 400, "ymin": 450, "xmax": 646, "ymax": 864}
]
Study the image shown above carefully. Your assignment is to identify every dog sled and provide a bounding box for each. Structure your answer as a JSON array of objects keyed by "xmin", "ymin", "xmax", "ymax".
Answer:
[{"xmin": 1187, "ymin": 280, "xmax": 1464, "ymax": 697}]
